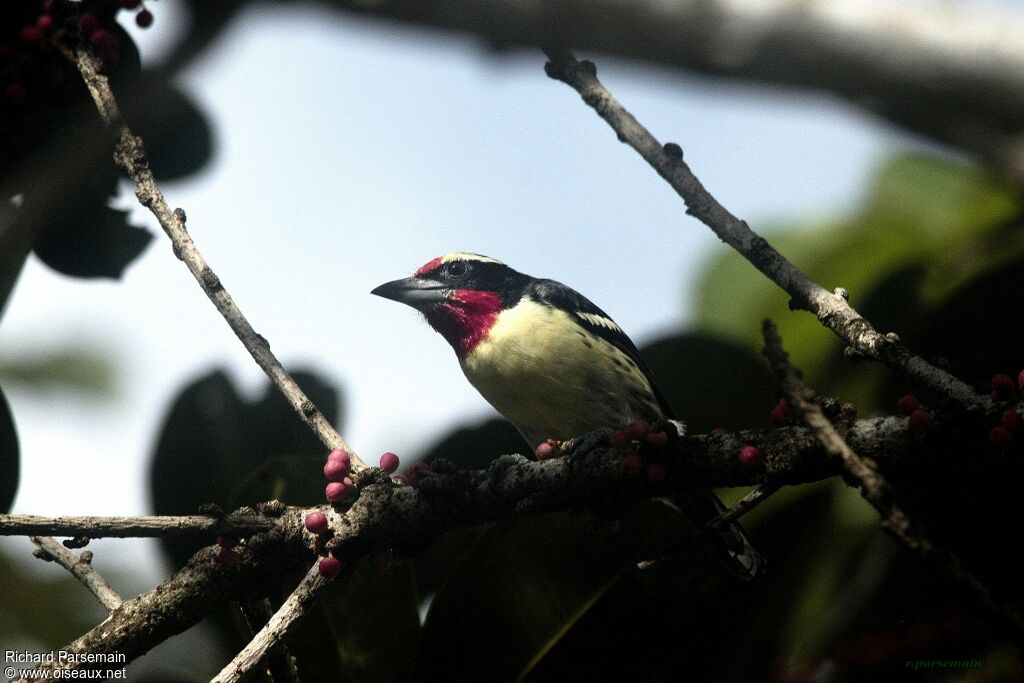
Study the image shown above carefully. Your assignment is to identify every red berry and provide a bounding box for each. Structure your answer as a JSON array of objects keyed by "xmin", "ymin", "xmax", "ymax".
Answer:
[
  {"xmin": 4, "ymin": 83, "xmax": 26, "ymax": 105},
  {"xmin": 645, "ymin": 431, "xmax": 669, "ymax": 448},
  {"xmin": 626, "ymin": 420, "xmax": 652, "ymax": 439},
  {"xmin": 769, "ymin": 403, "xmax": 788, "ymax": 426},
  {"xmin": 19, "ymin": 26, "xmax": 42, "ymax": 45},
  {"xmin": 992, "ymin": 374, "xmax": 1015, "ymax": 400},
  {"xmin": 896, "ymin": 394, "xmax": 920, "ymax": 416},
  {"xmin": 372, "ymin": 549, "xmax": 393, "ymax": 571},
  {"xmin": 620, "ymin": 451, "xmax": 642, "ymax": 474},
  {"xmin": 318, "ymin": 555, "xmax": 342, "ymax": 578},
  {"xmin": 710, "ymin": 427, "xmax": 727, "ymax": 436},
  {"xmin": 215, "ymin": 534, "xmax": 235, "ymax": 548},
  {"xmin": 36, "ymin": 15, "xmax": 54, "ymax": 33},
  {"xmin": 217, "ymin": 547, "xmax": 238, "ymax": 565},
  {"xmin": 327, "ymin": 449, "xmax": 351, "ymax": 469},
  {"xmin": 738, "ymin": 445, "xmax": 762, "ymax": 464},
  {"xmin": 989, "ymin": 426, "xmax": 1014, "ymax": 449},
  {"xmin": 325, "ymin": 481, "xmax": 347, "ymax": 503},
  {"xmin": 594, "ymin": 518, "xmax": 620, "ymax": 535},
  {"xmin": 1001, "ymin": 410, "xmax": 1023, "ymax": 432},
  {"xmin": 645, "ymin": 462, "xmax": 667, "ymax": 482},
  {"xmin": 135, "ymin": 9, "xmax": 153, "ymax": 28},
  {"xmin": 608, "ymin": 429, "xmax": 629, "ymax": 448},
  {"xmin": 304, "ymin": 511, "xmax": 328, "ymax": 534},
  {"xmin": 908, "ymin": 409, "xmax": 932, "ymax": 432},
  {"xmin": 79, "ymin": 13, "xmax": 98, "ymax": 32},
  {"xmin": 120, "ymin": 0, "xmax": 142, "ymax": 8},
  {"xmin": 379, "ymin": 452, "xmax": 400, "ymax": 473},
  {"xmin": 535, "ymin": 441, "xmax": 557, "ymax": 461},
  {"xmin": 324, "ymin": 459, "xmax": 347, "ymax": 481}
]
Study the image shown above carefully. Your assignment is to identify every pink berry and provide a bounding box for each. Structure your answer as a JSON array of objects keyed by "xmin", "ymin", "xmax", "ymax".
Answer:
[
  {"xmin": 216, "ymin": 534, "xmax": 235, "ymax": 548},
  {"xmin": 594, "ymin": 519, "xmax": 620, "ymax": 535},
  {"xmin": 645, "ymin": 431, "xmax": 669, "ymax": 448},
  {"xmin": 992, "ymin": 374, "xmax": 1015, "ymax": 400},
  {"xmin": 989, "ymin": 426, "xmax": 1013, "ymax": 449},
  {"xmin": 19, "ymin": 26, "xmax": 42, "ymax": 45},
  {"xmin": 4, "ymin": 83, "xmax": 26, "ymax": 105},
  {"xmin": 645, "ymin": 462, "xmax": 667, "ymax": 482},
  {"xmin": 327, "ymin": 448, "xmax": 351, "ymax": 469},
  {"xmin": 620, "ymin": 451, "xmax": 642, "ymax": 474},
  {"xmin": 1001, "ymin": 410, "xmax": 1023, "ymax": 432},
  {"xmin": 318, "ymin": 555, "xmax": 342, "ymax": 578},
  {"xmin": 217, "ymin": 547, "xmax": 238, "ymax": 565},
  {"xmin": 36, "ymin": 15, "xmax": 54, "ymax": 33},
  {"xmin": 738, "ymin": 445, "xmax": 762, "ymax": 464},
  {"xmin": 896, "ymin": 394, "xmax": 920, "ymax": 416},
  {"xmin": 325, "ymin": 481, "xmax": 347, "ymax": 503},
  {"xmin": 136, "ymin": 9, "xmax": 153, "ymax": 28},
  {"xmin": 379, "ymin": 452, "xmax": 400, "ymax": 473},
  {"xmin": 908, "ymin": 409, "xmax": 932, "ymax": 432},
  {"xmin": 372, "ymin": 549, "xmax": 393, "ymax": 571},
  {"xmin": 770, "ymin": 402, "xmax": 789, "ymax": 426},
  {"xmin": 304, "ymin": 511, "xmax": 328, "ymax": 534},
  {"xmin": 710, "ymin": 428, "xmax": 727, "ymax": 436},
  {"xmin": 324, "ymin": 459, "xmax": 347, "ymax": 481},
  {"xmin": 626, "ymin": 420, "xmax": 652, "ymax": 439},
  {"xmin": 79, "ymin": 13, "xmax": 98, "ymax": 32},
  {"xmin": 535, "ymin": 441, "xmax": 557, "ymax": 461},
  {"xmin": 608, "ymin": 429, "xmax": 629, "ymax": 448}
]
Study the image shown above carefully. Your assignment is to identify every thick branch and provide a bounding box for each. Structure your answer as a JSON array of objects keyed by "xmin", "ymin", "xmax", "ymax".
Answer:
[
  {"xmin": 542, "ymin": 48, "xmax": 985, "ymax": 410},
  {"xmin": 0, "ymin": 512, "xmax": 277, "ymax": 538},
  {"xmin": 62, "ymin": 42, "xmax": 364, "ymax": 469},
  {"xmin": 31, "ymin": 536, "xmax": 123, "ymax": 611},
  {"xmin": 333, "ymin": 0, "xmax": 1024, "ymax": 178}
]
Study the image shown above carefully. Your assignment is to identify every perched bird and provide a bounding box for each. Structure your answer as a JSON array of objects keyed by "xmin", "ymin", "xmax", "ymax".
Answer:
[{"xmin": 372, "ymin": 252, "xmax": 762, "ymax": 579}]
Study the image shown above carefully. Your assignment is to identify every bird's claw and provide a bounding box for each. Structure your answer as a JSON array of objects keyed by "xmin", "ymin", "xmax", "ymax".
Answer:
[
  {"xmin": 487, "ymin": 453, "xmax": 530, "ymax": 490},
  {"xmin": 566, "ymin": 427, "xmax": 615, "ymax": 460}
]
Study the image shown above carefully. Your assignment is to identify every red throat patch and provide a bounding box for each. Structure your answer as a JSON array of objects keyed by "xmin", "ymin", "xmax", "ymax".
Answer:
[{"xmin": 425, "ymin": 289, "xmax": 502, "ymax": 358}]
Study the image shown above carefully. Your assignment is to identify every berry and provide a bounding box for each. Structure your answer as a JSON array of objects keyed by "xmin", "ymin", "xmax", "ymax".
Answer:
[
  {"xmin": 738, "ymin": 445, "xmax": 762, "ymax": 464},
  {"xmin": 594, "ymin": 518, "xmax": 620, "ymax": 535},
  {"xmin": 4, "ymin": 83, "xmax": 27, "ymax": 105},
  {"xmin": 327, "ymin": 449, "xmax": 352, "ymax": 469},
  {"xmin": 136, "ymin": 9, "xmax": 153, "ymax": 28},
  {"xmin": 379, "ymin": 452, "xmax": 400, "ymax": 473},
  {"xmin": 325, "ymin": 481, "xmax": 347, "ymax": 503},
  {"xmin": 908, "ymin": 409, "xmax": 932, "ymax": 432},
  {"xmin": 620, "ymin": 451, "xmax": 642, "ymax": 474},
  {"xmin": 535, "ymin": 440, "xmax": 557, "ymax": 461},
  {"xmin": 1001, "ymin": 410, "xmax": 1023, "ymax": 432},
  {"xmin": 896, "ymin": 394, "xmax": 920, "ymax": 416},
  {"xmin": 217, "ymin": 547, "xmax": 238, "ymax": 565},
  {"xmin": 770, "ymin": 400, "xmax": 790, "ymax": 426},
  {"xmin": 323, "ymin": 459, "xmax": 347, "ymax": 481},
  {"xmin": 304, "ymin": 511, "xmax": 328, "ymax": 534},
  {"xmin": 992, "ymin": 374, "xmax": 1015, "ymax": 400},
  {"xmin": 19, "ymin": 26, "xmax": 42, "ymax": 45},
  {"xmin": 36, "ymin": 15, "xmax": 55, "ymax": 33},
  {"xmin": 645, "ymin": 462, "xmax": 667, "ymax": 483},
  {"xmin": 645, "ymin": 431, "xmax": 669, "ymax": 448},
  {"xmin": 318, "ymin": 555, "xmax": 342, "ymax": 578},
  {"xmin": 79, "ymin": 13, "xmax": 98, "ymax": 32},
  {"xmin": 608, "ymin": 429, "xmax": 629, "ymax": 448},
  {"xmin": 710, "ymin": 427, "xmax": 727, "ymax": 436},
  {"xmin": 626, "ymin": 420, "xmax": 651, "ymax": 439},
  {"xmin": 215, "ymin": 534, "xmax": 235, "ymax": 548},
  {"xmin": 989, "ymin": 426, "xmax": 1013, "ymax": 449},
  {"xmin": 372, "ymin": 549, "xmax": 393, "ymax": 571}
]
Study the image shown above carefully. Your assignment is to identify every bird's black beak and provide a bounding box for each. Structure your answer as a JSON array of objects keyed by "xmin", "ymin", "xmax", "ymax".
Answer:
[{"xmin": 371, "ymin": 276, "xmax": 449, "ymax": 310}]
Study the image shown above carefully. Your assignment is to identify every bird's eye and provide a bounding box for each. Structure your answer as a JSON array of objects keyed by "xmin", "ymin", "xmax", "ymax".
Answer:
[{"xmin": 446, "ymin": 261, "xmax": 469, "ymax": 278}]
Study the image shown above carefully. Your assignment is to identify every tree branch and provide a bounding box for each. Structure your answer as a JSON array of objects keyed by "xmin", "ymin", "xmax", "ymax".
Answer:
[
  {"xmin": 30, "ymin": 536, "xmax": 123, "ymax": 611},
  {"xmin": 60, "ymin": 41, "xmax": 364, "ymax": 469},
  {"xmin": 542, "ymin": 48, "xmax": 986, "ymax": 410},
  {"xmin": 0, "ymin": 512, "xmax": 277, "ymax": 538},
  {"xmin": 239, "ymin": 598, "xmax": 301, "ymax": 683}
]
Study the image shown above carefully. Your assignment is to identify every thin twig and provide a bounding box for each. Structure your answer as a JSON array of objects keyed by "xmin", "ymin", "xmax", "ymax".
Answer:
[
  {"xmin": 61, "ymin": 41, "xmax": 364, "ymax": 470},
  {"xmin": 212, "ymin": 564, "xmax": 326, "ymax": 683},
  {"xmin": 0, "ymin": 512, "xmax": 277, "ymax": 538},
  {"xmin": 31, "ymin": 536, "xmax": 123, "ymax": 611},
  {"xmin": 542, "ymin": 48, "xmax": 985, "ymax": 411},
  {"xmin": 240, "ymin": 598, "xmax": 302, "ymax": 683},
  {"xmin": 636, "ymin": 483, "xmax": 778, "ymax": 570},
  {"xmin": 760, "ymin": 319, "xmax": 1024, "ymax": 637}
]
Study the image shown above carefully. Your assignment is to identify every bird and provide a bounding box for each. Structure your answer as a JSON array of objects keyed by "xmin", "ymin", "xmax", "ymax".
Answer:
[{"xmin": 372, "ymin": 252, "xmax": 763, "ymax": 579}]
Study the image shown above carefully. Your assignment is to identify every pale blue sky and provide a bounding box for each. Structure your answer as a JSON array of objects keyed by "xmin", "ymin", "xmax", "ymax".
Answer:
[{"xmin": 1, "ymin": 2, "xmax": 911, "ymax": 653}]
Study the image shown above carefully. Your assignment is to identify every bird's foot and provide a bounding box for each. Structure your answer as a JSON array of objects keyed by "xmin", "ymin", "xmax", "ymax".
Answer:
[
  {"xmin": 565, "ymin": 427, "xmax": 615, "ymax": 461},
  {"xmin": 487, "ymin": 453, "xmax": 531, "ymax": 491}
]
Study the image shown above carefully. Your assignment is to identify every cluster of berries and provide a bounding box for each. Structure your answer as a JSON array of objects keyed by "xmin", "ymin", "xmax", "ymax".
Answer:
[{"xmin": 1, "ymin": 0, "xmax": 152, "ymax": 108}]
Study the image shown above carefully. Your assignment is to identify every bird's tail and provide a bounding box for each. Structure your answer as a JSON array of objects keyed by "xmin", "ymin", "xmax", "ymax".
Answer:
[{"xmin": 674, "ymin": 490, "xmax": 764, "ymax": 580}]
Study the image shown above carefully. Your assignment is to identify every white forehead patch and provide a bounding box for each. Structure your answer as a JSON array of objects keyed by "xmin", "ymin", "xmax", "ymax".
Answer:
[
  {"xmin": 576, "ymin": 311, "xmax": 622, "ymax": 333},
  {"xmin": 441, "ymin": 252, "xmax": 504, "ymax": 265}
]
